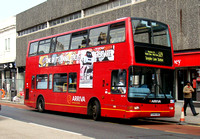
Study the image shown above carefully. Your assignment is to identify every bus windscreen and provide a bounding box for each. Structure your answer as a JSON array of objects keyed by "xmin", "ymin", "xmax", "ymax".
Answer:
[{"xmin": 128, "ymin": 66, "xmax": 174, "ymax": 103}]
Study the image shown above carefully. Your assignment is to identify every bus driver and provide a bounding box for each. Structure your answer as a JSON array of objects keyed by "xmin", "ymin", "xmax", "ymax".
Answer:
[{"xmin": 118, "ymin": 77, "xmax": 126, "ymax": 94}]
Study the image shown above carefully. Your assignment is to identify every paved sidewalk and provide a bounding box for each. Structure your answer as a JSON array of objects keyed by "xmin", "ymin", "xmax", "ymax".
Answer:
[
  {"xmin": 0, "ymin": 115, "xmax": 93, "ymax": 139},
  {"xmin": 151, "ymin": 101, "xmax": 200, "ymax": 125}
]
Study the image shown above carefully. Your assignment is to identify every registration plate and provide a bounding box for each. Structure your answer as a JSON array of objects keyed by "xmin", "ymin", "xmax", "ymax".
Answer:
[{"xmin": 150, "ymin": 113, "xmax": 160, "ymax": 116}]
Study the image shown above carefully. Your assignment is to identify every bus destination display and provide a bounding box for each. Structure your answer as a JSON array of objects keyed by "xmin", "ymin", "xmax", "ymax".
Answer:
[
  {"xmin": 145, "ymin": 50, "xmax": 164, "ymax": 63},
  {"xmin": 135, "ymin": 45, "xmax": 172, "ymax": 66}
]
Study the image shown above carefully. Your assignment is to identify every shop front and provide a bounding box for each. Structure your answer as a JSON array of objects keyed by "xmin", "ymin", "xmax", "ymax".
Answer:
[
  {"xmin": 174, "ymin": 51, "xmax": 200, "ymax": 102},
  {"xmin": 0, "ymin": 62, "xmax": 16, "ymax": 100}
]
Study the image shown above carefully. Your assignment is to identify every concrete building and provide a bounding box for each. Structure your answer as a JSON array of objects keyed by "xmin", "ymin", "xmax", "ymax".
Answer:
[
  {"xmin": 16, "ymin": 0, "xmax": 200, "ymax": 102},
  {"xmin": 0, "ymin": 16, "xmax": 17, "ymax": 98}
]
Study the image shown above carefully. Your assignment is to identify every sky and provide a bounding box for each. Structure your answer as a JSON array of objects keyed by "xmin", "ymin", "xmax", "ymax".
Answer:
[{"xmin": 0, "ymin": 0, "xmax": 46, "ymax": 20}]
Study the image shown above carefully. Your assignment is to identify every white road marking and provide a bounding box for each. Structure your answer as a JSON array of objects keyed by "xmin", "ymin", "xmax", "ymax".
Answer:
[{"xmin": 28, "ymin": 122, "xmax": 83, "ymax": 136}]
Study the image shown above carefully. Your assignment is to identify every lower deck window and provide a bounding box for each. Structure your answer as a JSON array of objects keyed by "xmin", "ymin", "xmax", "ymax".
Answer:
[
  {"xmin": 68, "ymin": 73, "xmax": 77, "ymax": 92},
  {"xmin": 36, "ymin": 74, "xmax": 48, "ymax": 89},
  {"xmin": 53, "ymin": 73, "xmax": 67, "ymax": 92}
]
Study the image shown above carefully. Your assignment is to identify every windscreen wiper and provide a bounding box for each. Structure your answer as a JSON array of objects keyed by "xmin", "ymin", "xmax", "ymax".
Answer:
[
  {"xmin": 143, "ymin": 83, "xmax": 156, "ymax": 100},
  {"xmin": 155, "ymin": 84, "xmax": 167, "ymax": 99}
]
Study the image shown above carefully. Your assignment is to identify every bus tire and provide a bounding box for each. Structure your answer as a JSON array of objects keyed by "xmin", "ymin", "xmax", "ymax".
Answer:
[
  {"xmin": 92, "ymin": 100, "xmax": 101, "ymax": 121},
  {"xmin": 37, "ymin": 97, "xmax": 45, "ymax": 112}
]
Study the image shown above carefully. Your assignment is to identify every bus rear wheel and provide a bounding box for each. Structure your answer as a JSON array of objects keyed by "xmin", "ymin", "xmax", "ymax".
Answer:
[
  {"xmin": 37, "ymin": 97, "xmax": 45, "ymax": 112},
  {"xmin": 92, "ymin": 100, "xmax": 100, "ymax": 121}
]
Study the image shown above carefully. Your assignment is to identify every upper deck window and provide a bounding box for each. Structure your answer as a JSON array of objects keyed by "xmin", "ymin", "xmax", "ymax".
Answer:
[
  {"xmin": 109, "ymin": 22, "xmax": 125, "ymax": 44},
  {"xmin": 71, "ymin": 30, "xmax": 88, "ymax": 50},
  {"xmin": 89, "ymin": 26, "xmax": 108, "ymax": 46},
  {"xmin": 38, "ymin": 39, "xmax": 51, "ymax": 55},
  {"xmin": 56, "ymin": 34, "xmax": 70, "ymax": 52},
  {"xmin": 28, "ymin": 20, "xmax": 127, "ymax": 57},
  {"xmin": 132, "ymin": 19, "xmax": 171, "ymax": 47},
  {"xmin": 50, "ymin": 38, "xmax": 56, "ymax": 53},
  {"xmin": 29, "ymin": 42, "xmax": 38, "ymax": 56}
]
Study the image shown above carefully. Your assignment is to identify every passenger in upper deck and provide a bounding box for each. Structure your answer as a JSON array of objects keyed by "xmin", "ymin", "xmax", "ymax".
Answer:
[{"xmin": 98, "ymin": 32, "xmax": 107, "ymax": 45}]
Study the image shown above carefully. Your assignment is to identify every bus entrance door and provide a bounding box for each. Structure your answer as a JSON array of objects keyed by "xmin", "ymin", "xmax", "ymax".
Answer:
[
  {"xmin": 111, "ymin": 93, "xmax": 127, "ymax": 118},
  {"xmin": 102, "ymin": 70, "xmax": 127, "ymax": 118},
  {"xmin": 30, "ymin": 75, "xmax": 36, "ymax": 102}
]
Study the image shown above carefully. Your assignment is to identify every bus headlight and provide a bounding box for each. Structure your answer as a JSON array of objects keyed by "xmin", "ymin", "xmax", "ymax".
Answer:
[{"xmin": 169, "ymin": 107, "xmax": 174, "ymax": 110}]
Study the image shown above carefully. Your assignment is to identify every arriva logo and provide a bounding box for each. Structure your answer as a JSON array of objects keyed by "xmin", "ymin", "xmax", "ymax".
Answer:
[
  {"xmin": 149, "ymin": 100, "xmax": 161, "ymax": 103},
  {"xmin": 72, "ymin": 96, "xmax": 86, "ymax": 102}
]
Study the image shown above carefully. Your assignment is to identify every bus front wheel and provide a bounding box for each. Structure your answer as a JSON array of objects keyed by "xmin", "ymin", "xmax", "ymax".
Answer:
[{"xmin": 37, "ymin": 97, "xmax": 45, "ymax": 112}]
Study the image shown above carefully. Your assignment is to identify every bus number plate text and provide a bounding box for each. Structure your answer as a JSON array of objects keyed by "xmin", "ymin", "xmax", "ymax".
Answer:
[{"xmin": 150, "ymin": 113, "xmax": 160, "ymax": 116}]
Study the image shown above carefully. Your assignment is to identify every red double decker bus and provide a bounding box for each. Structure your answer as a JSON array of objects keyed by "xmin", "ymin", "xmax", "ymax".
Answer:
[{"xmin": 25, "ymin": 17, "xmax": 175, "ymax": 120}]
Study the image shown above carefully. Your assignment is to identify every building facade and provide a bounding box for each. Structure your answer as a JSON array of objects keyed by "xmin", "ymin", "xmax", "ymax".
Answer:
[
  {"xmin": 16, "ymin": 0, "xmax": 200, "ymax": 102},
  {"xmin": 0, "ymin": 16, "xmax": 17, "ymax": 98}
]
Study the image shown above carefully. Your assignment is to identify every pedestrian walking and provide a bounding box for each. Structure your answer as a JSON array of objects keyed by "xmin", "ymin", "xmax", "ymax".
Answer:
[{"xmin": 183, "ymin": 81, "xmax": 199, "ymax": 116}]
